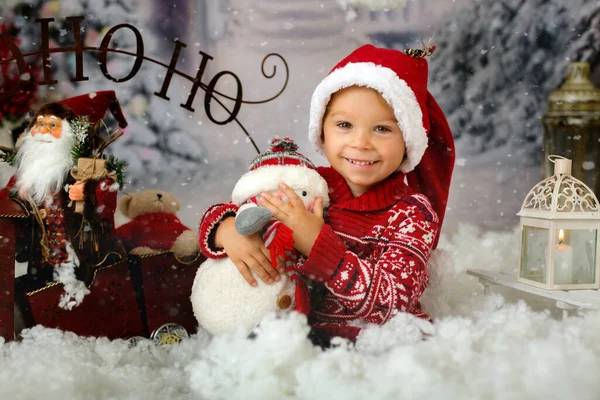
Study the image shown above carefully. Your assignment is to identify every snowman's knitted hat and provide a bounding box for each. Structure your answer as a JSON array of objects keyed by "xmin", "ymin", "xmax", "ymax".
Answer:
[{"xmin": 231, "ymin": 137, "xmax": 330, "ymax": 207}]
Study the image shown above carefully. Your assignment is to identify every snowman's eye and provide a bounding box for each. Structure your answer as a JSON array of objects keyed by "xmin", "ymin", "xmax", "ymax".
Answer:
[{"xmin": 302, "ymin": 191, "xmax": 307, "ymax": 197}]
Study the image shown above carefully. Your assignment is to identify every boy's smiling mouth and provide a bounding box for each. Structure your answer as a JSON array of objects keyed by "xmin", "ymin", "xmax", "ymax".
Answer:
[{"xmin": 344, "ymin": 157, "xmax": 379, "ymax": 166}]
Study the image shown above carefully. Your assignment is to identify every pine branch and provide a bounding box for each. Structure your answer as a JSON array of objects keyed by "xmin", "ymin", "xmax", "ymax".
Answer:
[
  {"xmin": 106, "ymin": 154, "xmax": 128, "ymax": 189},
  {"xmin": 70, "ymin": 116, "xmax": 92, "ymax": 164},
  {"xmin": 0, "ymin": 145, "xmax": 16, "ymax": 167}
]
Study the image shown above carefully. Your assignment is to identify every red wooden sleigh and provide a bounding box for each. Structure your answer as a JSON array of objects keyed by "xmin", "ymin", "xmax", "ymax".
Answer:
[{"xmin": 0, "ymin": 198, "xmax": 202, "ymax": 342}]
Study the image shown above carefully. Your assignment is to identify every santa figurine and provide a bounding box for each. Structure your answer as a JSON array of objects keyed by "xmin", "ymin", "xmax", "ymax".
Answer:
[{"xmin": 0, "ymin": 91, "xmax": 128, "ymax": 309}]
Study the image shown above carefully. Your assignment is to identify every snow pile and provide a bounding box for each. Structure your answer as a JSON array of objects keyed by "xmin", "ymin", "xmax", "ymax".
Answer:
[{"xmin": 3, "ymin": 224, "xmax": 600, "ymax": 399}]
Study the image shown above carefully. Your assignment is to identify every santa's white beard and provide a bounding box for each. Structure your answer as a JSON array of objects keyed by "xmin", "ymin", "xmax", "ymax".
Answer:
[{"xmin": 15, "ymin": 122, "xmax": 75, "ymax": 205}]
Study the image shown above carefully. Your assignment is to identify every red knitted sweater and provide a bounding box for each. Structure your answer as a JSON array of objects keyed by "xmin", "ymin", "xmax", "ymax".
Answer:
[
  {"xmin": 115, "ymin": 212, "xmax": 189, "ymax": 250},
  {"xmin": 198, "ymin": 167, "xmax": 438, "ymax": 341}
]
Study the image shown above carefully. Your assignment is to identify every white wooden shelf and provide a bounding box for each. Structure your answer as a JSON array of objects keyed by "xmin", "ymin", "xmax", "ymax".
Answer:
[{"xmin": 466, "ymin": 268, "xmax": 600, "ymax": 318}]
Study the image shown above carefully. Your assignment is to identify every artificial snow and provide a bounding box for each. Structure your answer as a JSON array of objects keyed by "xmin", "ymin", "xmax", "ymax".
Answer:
[
  {"xmin": 3, "ymin": 224, "xmax": 600, "ymax": 399},
  {"xmin": 53, "ymin": 243, "xmax": 90, "ymax": 310}
]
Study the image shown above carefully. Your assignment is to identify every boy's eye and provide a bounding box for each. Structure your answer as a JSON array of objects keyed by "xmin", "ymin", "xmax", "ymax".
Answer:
[
  {"xmin": 375, "ymin": 125, "xmax": 392, "ymax": 133},
  {"xmin": 337, "ymin": 121, "xmax": 352, "ymax": 129},
  {"xmin": 302, "ymin": 191, "xmax": 307, "ymax": 197}
]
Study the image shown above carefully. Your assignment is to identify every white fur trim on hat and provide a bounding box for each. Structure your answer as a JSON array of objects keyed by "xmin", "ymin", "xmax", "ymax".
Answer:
[
  {"xmin": 231, "ymin": 165, "xmax": 330, "ymax": 207},
  {"xmin": 308, "ymin": 62, "xmax": 428, "ymax": 173}
]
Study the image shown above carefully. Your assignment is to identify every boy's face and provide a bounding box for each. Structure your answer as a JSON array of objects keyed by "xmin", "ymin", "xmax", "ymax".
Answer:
[{"xmin": 322, "ymin": 86, "xmax": 406, "ymax": 197}]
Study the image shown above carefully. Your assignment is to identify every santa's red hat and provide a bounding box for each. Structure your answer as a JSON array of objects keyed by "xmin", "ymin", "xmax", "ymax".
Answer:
[
  {"xmin": 59, "ymin": 90, "xmax": 128, "ymax": 128},
  {"xmin": 28, "ymin": 90, "xmax": 128, "ymax": 130},
  {"xmin": 231, "ymin": 137, "xmax": 330, "ymax": 207},
  {"xmin": 308, "ymin": 44, "xmax": 455, "ymax": 248}
]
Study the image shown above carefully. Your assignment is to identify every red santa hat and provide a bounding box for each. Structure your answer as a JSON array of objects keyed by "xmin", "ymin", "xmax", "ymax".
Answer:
[
  {"xmin": 231, "ymin": 137, "xmax": 330, "ymax": 207},
  {"xmin": 28, "ymin": 90, "xmax": 128, "ymax": 130},
  {"xmin": 58, "ymin": 90, "xmax": 128, "ymax": 128},
  {"xmin": 307, "ymin": 44, "xmax": 455, "ymax": 248}
]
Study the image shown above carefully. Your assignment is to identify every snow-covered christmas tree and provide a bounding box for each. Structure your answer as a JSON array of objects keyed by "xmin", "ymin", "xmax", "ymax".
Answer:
[
  {"xmin": 428, "ymin": 0, "xmax": 600, "ymax": 167},
  {"xmin": 2, "ymin": 0, "xmax": 86, "ymax": 101}
]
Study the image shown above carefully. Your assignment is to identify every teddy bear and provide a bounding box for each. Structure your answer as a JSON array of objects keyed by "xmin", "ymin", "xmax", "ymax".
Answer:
[
  {"xmin": 114, "ymin": 189, "xmax": 200, "ymax": 261},
  {"xmin": 190, "ymin": 138, "xmax": 330, "ymax": 336}
]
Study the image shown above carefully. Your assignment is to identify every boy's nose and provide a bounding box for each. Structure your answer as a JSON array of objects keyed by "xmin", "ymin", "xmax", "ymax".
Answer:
[{"xmin": 351, "ymin": 129, "xmax": 372, "ymax": 149}]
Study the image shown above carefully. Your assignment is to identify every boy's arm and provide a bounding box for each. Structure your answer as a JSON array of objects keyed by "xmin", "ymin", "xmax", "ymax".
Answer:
[
  {"xmin": 299, "ymin": 194, "xmax": 439, "ymax": 324},
  {"xmin": 198, "ymin": 202, "xmax": 239, "ymax": 258}
]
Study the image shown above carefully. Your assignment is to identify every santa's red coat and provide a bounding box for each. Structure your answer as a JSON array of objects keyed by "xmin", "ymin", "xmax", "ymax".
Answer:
[
  {"xmin": 0, "ymin": 175, "xmax": 117, "ymax": 224},
  {"xmin": 0, "ymin": 173, "xmax": 120, "ymax": 274}
]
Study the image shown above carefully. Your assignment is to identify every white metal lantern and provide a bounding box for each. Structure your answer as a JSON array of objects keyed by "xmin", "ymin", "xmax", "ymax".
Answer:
[{"xmin": 517, "ymin": 155, "xmax": 600, "ymax": 290}]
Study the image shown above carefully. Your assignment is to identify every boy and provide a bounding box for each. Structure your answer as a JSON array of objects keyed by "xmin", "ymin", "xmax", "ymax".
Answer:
[{"xmin": 199, "ymin": 44, "xmax": 455, "ymax": 341}]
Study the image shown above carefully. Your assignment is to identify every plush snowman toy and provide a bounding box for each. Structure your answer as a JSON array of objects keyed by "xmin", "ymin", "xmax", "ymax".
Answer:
[{"xmin": 190, "ymin": 138, "xmax": 330, "ymax": 336}]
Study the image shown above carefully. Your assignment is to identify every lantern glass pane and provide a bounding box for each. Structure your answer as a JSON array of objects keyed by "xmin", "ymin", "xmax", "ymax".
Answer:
[
  {"xmin": 553, "ymin": 228, "xmax": 598, "ymax": 285},
  {"xmin": 521, "ymin": 226, "xmax": 548, "ymax": 283},
  {"xmin": 543, "ymin": 122, "xmax": 600, "ymax": 196}
]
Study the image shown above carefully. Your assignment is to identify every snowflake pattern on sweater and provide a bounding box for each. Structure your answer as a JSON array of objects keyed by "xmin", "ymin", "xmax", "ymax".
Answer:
[{"xmin": 300, "ymin": 193, "xmax": 437, "ymax": 328}]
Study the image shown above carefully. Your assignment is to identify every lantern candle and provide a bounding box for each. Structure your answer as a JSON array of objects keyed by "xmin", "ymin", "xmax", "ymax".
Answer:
[{"xmin": 554, "ymin": 229, "xmax": 574, "ymax": 284}]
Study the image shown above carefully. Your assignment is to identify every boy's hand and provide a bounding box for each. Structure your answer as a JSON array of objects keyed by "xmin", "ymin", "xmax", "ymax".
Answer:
[
  {"xmin": 215, "ymin": 217, "xmax": 282, "ymax": 286},
  {"xmin": 258, "ymin": 182, "xmax": 324, "ymax": 256}
]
